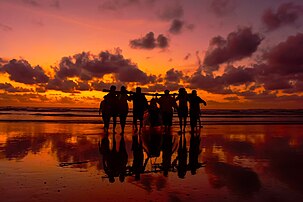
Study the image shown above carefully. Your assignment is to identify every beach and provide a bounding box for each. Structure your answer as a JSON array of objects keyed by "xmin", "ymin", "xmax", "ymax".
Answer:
[{"xmin": 1, "ymin": 108, "xmax": 303, "ymax": 202}]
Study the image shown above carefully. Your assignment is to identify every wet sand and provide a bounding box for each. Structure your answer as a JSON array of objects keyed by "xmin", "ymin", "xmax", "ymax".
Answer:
[{"xmin": 1, "ymin": 122, "xmax": 303, "ymax": 202}]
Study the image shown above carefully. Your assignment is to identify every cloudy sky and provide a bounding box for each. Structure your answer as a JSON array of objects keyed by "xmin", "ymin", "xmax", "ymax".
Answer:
[{"xmin": 0, "ymin": 0, "xmax": 303, "ymax": 108}]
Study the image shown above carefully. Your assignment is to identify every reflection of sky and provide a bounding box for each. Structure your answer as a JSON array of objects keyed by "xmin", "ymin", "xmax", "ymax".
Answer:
[{"xmin": 1, "ymin": 123, "xmax": 303, "ymax": 201}]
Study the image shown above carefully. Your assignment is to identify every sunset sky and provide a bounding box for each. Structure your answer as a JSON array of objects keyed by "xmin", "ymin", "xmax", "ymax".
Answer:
[{"xmin": 0, "ymin": 0, "xmax": 303, "ymax": 108}]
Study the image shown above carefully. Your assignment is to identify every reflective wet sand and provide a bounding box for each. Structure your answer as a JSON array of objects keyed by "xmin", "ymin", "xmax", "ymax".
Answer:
[{"xmin": 1, "ymin": 123, "xmax": 303, "ymax": 201}]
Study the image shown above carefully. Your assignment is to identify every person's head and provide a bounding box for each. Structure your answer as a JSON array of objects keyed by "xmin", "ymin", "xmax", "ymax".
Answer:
[
  {"xmin": 164, "ymin": 89, "xmax": 170, "ymax": 95},
  {"xmin": 136, "ymin": 87, "xmax": 141, "ymax": 94},
  {"xmin": 120, "ymin": 86, "xmax": 127, "ymax": 93},
  {"xmin": 110, "ymin": 85, "xmax": 116, "ymax": 92},
  {"xmin": 192, "ymin": 90, "xmax": 197, "ymax": 96},
  {"xmin": 178, "ymin": 88, "xmax": 186, "ymax": 95}
]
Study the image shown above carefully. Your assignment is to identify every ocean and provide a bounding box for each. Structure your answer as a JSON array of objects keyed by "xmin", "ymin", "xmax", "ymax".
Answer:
[{"xmin": 0, "ymin": 107, "xmax": 302, "ymax": 125}]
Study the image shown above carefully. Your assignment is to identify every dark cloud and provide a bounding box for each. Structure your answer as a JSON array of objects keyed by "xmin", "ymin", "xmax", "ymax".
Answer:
[
  {"xmin": 189, "ymin": 69, "xmax": 233, "ymax": 94},
  {"xmin": 169, "ymin": 19, "xmax": 184, "ymax": 34},
  {"xmin": 157, "ymin": 34, "xmax": 169, "ymax": 48},
  {"xmin": 0, "ymin": 59, "xmax": 49, "ymax": 84},
  {"xmin": 76, "ymin": 81, "xmax": 91, "ymax": 91},
  {"xmin": 130, "ymin": 32, "xmax": 169, "ymax": 49},
  {"xmin": 91, "ymin": 81, "xmax": 112, "ymax": 91},
  {"xmin": 210, "ymin": 0, "xmax": 236, "ymax": 17},
  {"xmin": 220, "ymin": 66, "xmax": 255, "ymax": 86},
  {"xmin": 203, "ymin": 27, "xmax": 263, "ymax": 66},
  {"xmin": 0, "ymin": 83, "xmax": 32, "ymax": 93},
  {"xmin": 262, "ymin": 2, "xmax": 303, "ymax": 31},
  {"xmin": 53, "ymin": 50, "xmax": 156, "ymax": 87},
  {"xmin": 265, "ymin": 33, "xmax": 303, "ymax": 75},
  {"xmin": 158, "ymin": 3, "xmax": 183, "ymax": 21},
  {"xmin": 47, "ymin": 78, "xmax": 79, "ymax": 93},
  {"xmin": 0, "ymin": 23, "xmax": 13, "ymax": 32},
  {"xmin": 99, "ymin": 0, "xmax": 140, "ymax": 10},
  {"xmin": 165, "ymin": 68, "xmax": 183, "ymax": 83}
]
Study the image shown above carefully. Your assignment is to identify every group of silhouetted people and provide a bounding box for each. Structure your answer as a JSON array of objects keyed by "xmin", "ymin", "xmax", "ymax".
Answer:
[{"xmin": 99, "ymin": 85, "xmax": 207, "ymax": 134}]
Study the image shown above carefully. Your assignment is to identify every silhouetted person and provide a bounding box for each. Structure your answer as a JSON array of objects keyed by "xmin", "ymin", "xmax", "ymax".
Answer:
[
  {"xmin": 99, "ymin": 96, "xmax": 111, "ymax": 134},
  {"xmin": 118, "ymin": 86, "xmax": 130, "ymax": 134},
  {"xmin": 188, "ymin": 133, "xmax": 202, "ymax": 175},
  {"xmin": 131, "ymin": 134, "xmax": 144, "ymax": 180},
  {"xmin": 175, "ymin": 88, "xmax": 189, "ymax": 133},
  {"xmin": 189, "ymin": 90, "xmax": 206, "ymax": 132},
  {"xmin": 156, "ymin": 90, "xmax": 178, "ymax": 132},
  {"xmin": 148, "ymin": 98, "xmax": 162, "ymax": 127},
  {"xmin": 130, "ymin": 87, "xmax": 148, "ymax": 133},
  {"xmin": 103, "ymin": 85, "xmax": 119, "ymax": 133}
]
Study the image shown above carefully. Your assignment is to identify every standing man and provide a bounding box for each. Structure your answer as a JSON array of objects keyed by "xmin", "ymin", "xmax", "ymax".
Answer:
[
  {"xmin": 118, "ymin": 86, "xmax": 130, "ymax": 134},
  {"xmin": 156, "ymin": 90, "xmax": 178, "ymax": 133},
  {"xmin": 130, "ymin": 87, "xmax": 148, "ymax": 133},
  {"xmin": 189, "ymin": 90, "xmax": 206, "ymax": 132},
  {"xmin": 175, "ymin": 88, "xmax": 189, "ymax": 133},
  {"xmin": 103, "ymin": 85, "xmax": 119, "ymax": 133}
]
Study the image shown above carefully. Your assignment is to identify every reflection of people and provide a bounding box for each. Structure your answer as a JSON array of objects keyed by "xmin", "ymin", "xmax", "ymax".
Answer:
[
  {"xmin": 156, "ymin": 90, "xmax": 178, "ymax": 132},
  {"xmin": 131, "ymin": 134, "xmax": 144, "ymax": 180},
  {"xmin": 162, "ymin": 134, "xmax": 173, "ymax": 177},
  {"xmin": 98, "ymin": 134, "xmax": 128, "ymax": 183},
  {"xmin": 118, "ymin": 86, "xmax": 130, "ymax": 134},
  {"xmin": 130, "ymin": 87, "xmax": 148, "ymax": 133},
  {"xmin": 103, "ymin": 85, "xmax": 119, "ymax": 133},
  {"xmin": 172, "ymin": 134, "xmax": 188, "ymax": 178},
  {"xmin": 175, "ymin": 88, "xmax": 189, "ymax": 132},
  {"xmin": 189, "ymin": 90, "xmax": 206, "ymax": 132},
  {"xmin": 118, "ymin": 135, "xmax": 128, "ymax": 182},
  {"xmin": 188, "ymin": 133, "xmax": 202, "ymax": 175}
]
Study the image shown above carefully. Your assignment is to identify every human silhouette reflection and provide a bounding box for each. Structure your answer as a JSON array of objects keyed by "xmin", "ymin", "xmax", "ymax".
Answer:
[
  {"xmin": 188, "ymin": 132, "xmax": 202, "ymax": 175},
  {"xmin": 161, "ymin": 132, "xmax": 173, "ymax": 177},
  {"xmin": 99, "ymin": 134, "xmax": 128, "ymax": 183},
  {"xmin": 131, "ymin": 134, "xmax": 144, "ymax": 180},
  {"xmin": 172, "ymin": 134, "xmax": 188, "ymax": 178}
]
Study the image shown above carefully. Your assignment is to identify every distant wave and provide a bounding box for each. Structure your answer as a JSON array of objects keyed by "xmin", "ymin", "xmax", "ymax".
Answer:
[{"xmin": 0, "ymin": 107, "xmax": 302, "ymax": 125}]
